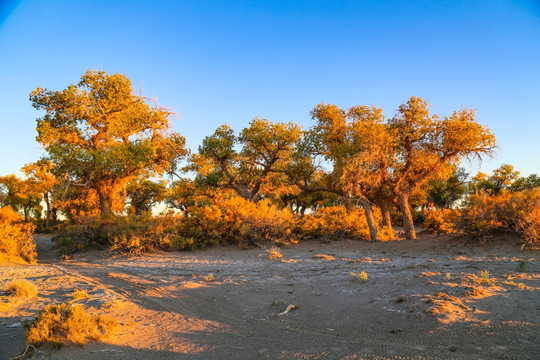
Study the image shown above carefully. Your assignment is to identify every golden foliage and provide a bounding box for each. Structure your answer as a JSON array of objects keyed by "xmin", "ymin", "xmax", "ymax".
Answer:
[
  {"xmin": 0, "ymin": 206, "xmax": 36, "ymax": 263},
  {"xmin": 26, "ymin": 303, "xmax": 116, "ymax": 347},
  {"xmin": 31, "ymin": 70, "xmax": 186, "ymax": 221},
  {"xmin": 181, "ymin": 196, "xmax": 294, "ymax": 246},
  {"xmin": 459, "ymin": 189, "xmax": 540, "ymax": 248},
  {"xmin": 107, "ymin": 195, "xmax": 294, "ymax": 255},
  {"xmin": 296, "ymin": 206, "xmax": 373, "ymax": 240},
  {"xmin": 423, "ymin": 207, "xmax": 460, "ymax": 234}
]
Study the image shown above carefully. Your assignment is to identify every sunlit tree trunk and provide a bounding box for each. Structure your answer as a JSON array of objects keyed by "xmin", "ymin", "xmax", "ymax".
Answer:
[
  {"xmin": 44, "ymin": 192, "xmax": 51, "ymax": 229},
  {"xmin": 360, "ymin": 198, "xmax": 379, "ymax": 242},
  {"xmin": 398, "ymin": 193, "xmax": 416, "ymax": 239}
]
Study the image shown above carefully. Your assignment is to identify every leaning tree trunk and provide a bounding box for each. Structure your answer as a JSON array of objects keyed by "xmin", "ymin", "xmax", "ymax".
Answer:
[
  {"xmin": 379, "ymin": 198, "xmax": 394, "ymax": 239},
  {"xmin": 360, "ymin": 198, "xmax": 379, "ymax": 242},
  {"xmin": 398, "ymin": 193, "xmax": 416, "ymax": 239}
]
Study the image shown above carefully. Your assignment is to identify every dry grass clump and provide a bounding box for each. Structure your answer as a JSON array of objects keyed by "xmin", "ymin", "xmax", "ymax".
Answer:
[
  {"xmin": 265, "ymin": 243, "xmax": 283, "ymax": 259},
  {"xmin": 502, "ymin": 281, "xmax": 527, "ymax": 290},
  {"xmin": 464, "ymin": 286, "xmax": 486, "ymax": 297},
  {"xmin": 314, "ymin": 254, "xmax": 335, "ymax": 260},
  {"xmin": 350, "ymin": 271, "xmax": 368, "ymax": 282},
  {"xmin": 71, "ymin": 289, "xmax": 90, "ymax": 300},
  {"xmin": 5, "ymin": 279, "xmax": 38, "ymax": 298},
  {"xmin": 0, "ymin": 297, "xmax": 13, "ymax": 311},
  {"xmin": 204, "ymin": 273, "xmax": 215, "ymax": 282},
  {"xmin": 429, "ymin": 292, "xmax": 471, "ymax": 316},
  {"xmin": 469, "ymin": 270, "xmax": 496, "ymax": 287},
  {"xmin": 26, "ymin": 303, "xmax": 116, "ymax": 347}
]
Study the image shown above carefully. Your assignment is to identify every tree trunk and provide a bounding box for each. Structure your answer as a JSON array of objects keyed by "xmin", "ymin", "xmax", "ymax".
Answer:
[
  {"xmin": 44, "ymin": 192, "xmax": 51, "ymax": 230},
  {"xmin": 344, "ymin": 198, "xmax": 353, "ymax": 213},
  {"xmin": 398, "ymin": 193, "xmax": 416, "ymax": 239},
  {"xmin": 380, "ymin": 198, "xmax": 394, "ymax": 239},
  {"xmin": 97, "ymin": 187, "xmax": 113, "ymax": 221},
  {"xmin": 360, "ymin": 198, "xmax": 379, "ymax": 242}
]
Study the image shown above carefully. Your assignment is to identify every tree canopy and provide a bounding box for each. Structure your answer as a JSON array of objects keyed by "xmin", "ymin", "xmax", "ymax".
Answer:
[{"xmin": 31, "ymin": 70, "xmax": 187, "ymax": 221}]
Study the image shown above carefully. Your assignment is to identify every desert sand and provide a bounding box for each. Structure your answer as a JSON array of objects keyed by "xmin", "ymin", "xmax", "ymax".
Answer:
[{"xmin": 1, "ymin": 233, "xmax": 538, "ymax": 359}]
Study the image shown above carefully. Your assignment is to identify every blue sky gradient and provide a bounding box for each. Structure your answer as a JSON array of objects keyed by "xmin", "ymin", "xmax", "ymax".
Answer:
[{"xmin": 1, "ymin": 0, "xmax": 539, "ymax": 177}]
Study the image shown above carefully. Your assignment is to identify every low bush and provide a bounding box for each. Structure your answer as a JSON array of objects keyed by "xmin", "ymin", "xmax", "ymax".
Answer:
[
  {"xmin": 514, "ymin": 194, "xmax": 540, "ymax": 249},
  {"xmin": 26, "ymin": 302, "xmax": 116, "ymax": 347},
  {"xmin": 296, "ymin": 206, "xmax": 374, "ymax": 240},
  {"xmin": 5, "ymin": 279, "xmax": 38, "ymax": 298},
  {"xmin": 104, "ymin": 195, "xmax": 294, "ymax": 255},
  {"xmin": 423, "ymin": 208, "xmax": 460, "ymax": 235},
  {"xmin": 459, "ymin": 189, "xmax": 540, "ymax": 248},
  {"xmin": 0, "ymin": 206, "xmax": 36, "ymax": 263},
  {"xmin": 54, "ymin": 216, "xmax": 109, "ymax": 254},
  {"xmin": 175, "ymin": 196, "xmax": 294, "ymax": 248}
]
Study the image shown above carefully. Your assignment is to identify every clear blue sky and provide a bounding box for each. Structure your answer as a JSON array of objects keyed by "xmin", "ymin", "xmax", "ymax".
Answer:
[{"xmin": 1, "ymin": 0, "xmax": 539, "ymax": 178}]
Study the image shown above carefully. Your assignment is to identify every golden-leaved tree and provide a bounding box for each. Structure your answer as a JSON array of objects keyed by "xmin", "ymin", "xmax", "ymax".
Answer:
[
  {"xmin": 21, "ymin": 160, "xmax": 57, "ymax": 229},
  {"xmin": 292, "ymin": 97, "xmax": 496, "ymax": 241},
  {"xmin": 388, "ymin": 97, "xmax": 496, "ymax": 239},
  {"xmin": 192, "ymin": 117, "xmax": 302, "ymax": 201},
  {"xmin": 31, "ymin": 70, "xmax": 187, "ymax": 222},
  {"xmin": 297, "ymin": 103, "xmax": 392, "ymax": 241}
]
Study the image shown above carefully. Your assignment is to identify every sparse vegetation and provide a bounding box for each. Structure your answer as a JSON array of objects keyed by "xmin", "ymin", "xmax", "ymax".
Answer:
[
  {"xmin": 25, "ymin": 303, "xmax": 116, "ymax": 347},
  {"xmin": 71, "ymin": 290, "xmax": 89, "ymax": 300},
  {"xmin": 265, "ymin": 243, "xmax": 283, "ymax": 259},
  {"xmin": 204, "ymin": 273, "xmax": 215, "ymax": 282},
  {"xmin": 5, "ymin": 279, "xmax": 38, "ymax": 298},
  {"xmin": 470, "ymin": 270, "xmax": 496, "ymax": 287},
  {"xmin": 271, "ymin": 300, "xmax": 286, "ymax": 307},
  {"xmin": 516, "ymin": 260, "xmax": 528, "ymax": 273},
  {"xmin": 350, "ymin": 271, "xmax": 368, "ymax": 282}
]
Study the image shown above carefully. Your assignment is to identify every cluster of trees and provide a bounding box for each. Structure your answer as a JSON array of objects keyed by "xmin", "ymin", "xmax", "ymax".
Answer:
[{"xmin": 2, "ymin": 69, "xmax": 522, "ymax": 245}]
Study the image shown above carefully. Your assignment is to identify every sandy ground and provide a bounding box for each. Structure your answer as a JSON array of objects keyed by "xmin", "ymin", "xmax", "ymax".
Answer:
[{"xmin": 1, "ymin": 233, "xmax": 539, "ymax": 359}]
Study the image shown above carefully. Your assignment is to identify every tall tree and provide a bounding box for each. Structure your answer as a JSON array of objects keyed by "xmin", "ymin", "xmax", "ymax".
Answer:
[
  {"xmin": 388, "ymin": 97, "xmax": 496, "ymax": 239},
  {"xmin": 294, "ymin": 104, "xmax": 392, "ymax": 241},
  {"xmin": 21, "ymin": 160, "xmax": 57, "ymax": 228},
  {"xmin": 194, "ymin": 118, "xmax": 301, "ymax": 201},
  {"xmin": 30, "ymin": 70, "xmax": 186, "ymax": 222},
  {"xmin": 0, "ymin": 174, "xmax": 42, "ymax": 221}
]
